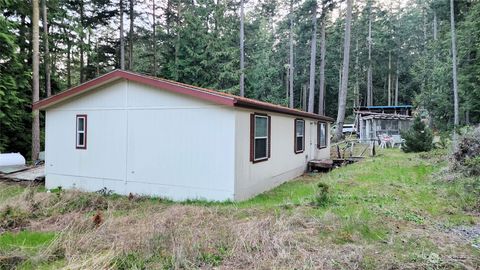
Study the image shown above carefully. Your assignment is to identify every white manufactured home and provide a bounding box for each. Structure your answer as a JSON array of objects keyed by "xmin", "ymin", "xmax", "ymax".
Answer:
[{"xmin": 33, "ymin": 70, "xmax": 333, "ymax": 201}]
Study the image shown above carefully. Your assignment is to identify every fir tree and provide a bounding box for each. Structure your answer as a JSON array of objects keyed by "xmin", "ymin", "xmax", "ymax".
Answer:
[{"xmin": 401, "ymin": 117, "xmax": 433, "ymax": 153}]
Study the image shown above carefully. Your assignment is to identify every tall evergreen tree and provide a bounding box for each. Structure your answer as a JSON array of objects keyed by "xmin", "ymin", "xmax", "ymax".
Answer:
[
  {"xmin": 120, "ymin": 0, "xmax": 125, "ymax": 69},
  {"xmin": 450, "ymin": 0, "xmax": 459, "ymax": 140},
  {"xmin": 42, "ymin": 0, "xmax": 51, "ymax": 96},
  {"xmin": 239, "ymin": 0, "xmax": 245, "ymax": 97},
  {"xmin": 288, "ymin": 0, "xmax": 294, "ymax": 108},
  {"xmin": 307, "ymin": 0, "xmax": 317, "ymax": 113},
  {"xmin": 335, "ymin": 0, "xmax": 353, "ymax": 140},
  {"xmin": 32, "ymin": 0, "xmax": 40, "ymax": 160}
]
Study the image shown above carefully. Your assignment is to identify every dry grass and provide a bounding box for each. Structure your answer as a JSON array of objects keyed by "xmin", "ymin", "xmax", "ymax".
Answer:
[{"xmin": 0, "ymin": 149, "xmax": 479, "ymax": 269}]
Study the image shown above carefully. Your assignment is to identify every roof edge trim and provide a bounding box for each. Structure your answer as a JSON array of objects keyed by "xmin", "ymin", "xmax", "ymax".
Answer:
[
  {"xmin": 32, "ymin": 69, "xmax": 335, "ymax": 122},
  {"xmin": 234, "ymin": 100, "xmax": 335, "ymax": 122}
]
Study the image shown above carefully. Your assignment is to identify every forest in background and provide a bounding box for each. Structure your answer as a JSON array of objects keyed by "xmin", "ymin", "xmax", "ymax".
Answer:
[{"xmin": 0, "ymin": 0, "xmax": 479, "ymax": 158}]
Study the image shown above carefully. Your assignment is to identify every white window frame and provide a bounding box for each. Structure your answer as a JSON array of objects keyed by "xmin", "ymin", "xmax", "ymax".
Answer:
[
  {"xmin": 76, "ymin": 115, "xmax": 87, "ymax": 149},
  {"xmin": 318, "ymin": 122, "xmax": 327, "ymax": 149}
]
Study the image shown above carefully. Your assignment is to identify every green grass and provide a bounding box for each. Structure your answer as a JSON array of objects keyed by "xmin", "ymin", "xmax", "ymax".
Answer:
[
  {"xmin": 0, "ymin": 231, "xmax": 56, "ymax": 253},
  {"xmin": 234, "ymin": 149, "xmax": 477, "ymax": 247},
  {"xmin": 249, "ymin": 149, "xmax": 469, "ymax": 213},
  {"xmin": 17, "ymin": 259, "xmax": 66, "ymax": 270}
]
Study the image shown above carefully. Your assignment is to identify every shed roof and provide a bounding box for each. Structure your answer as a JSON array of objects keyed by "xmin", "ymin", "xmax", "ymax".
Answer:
[
  {"xmin": 356, "ymin": 105, "xmax": 413, "ymax": 109},
  {"xmin": 360, "ymin": 113, "xmax": 413, "ymax": 120},
  {"xmin": 32, "ymin": 70, "xmax": 334, "ymax": 122}
]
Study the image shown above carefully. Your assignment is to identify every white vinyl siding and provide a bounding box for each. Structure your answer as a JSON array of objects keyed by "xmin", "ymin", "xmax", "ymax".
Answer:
[{"xmin": 45, "ymin": 80, "xmax": 235, "ymax": 201}]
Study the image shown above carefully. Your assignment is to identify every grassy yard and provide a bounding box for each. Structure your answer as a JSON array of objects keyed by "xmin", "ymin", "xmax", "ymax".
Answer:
[{"xmin": 0, "ymin": 149, "xmax": 478, "ymax": 269}]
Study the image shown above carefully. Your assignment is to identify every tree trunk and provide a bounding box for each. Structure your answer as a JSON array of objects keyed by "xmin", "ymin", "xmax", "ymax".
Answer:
[
  {"xmin": 450, "ymin": 0, "xmax": 459, "ymax": 137},
  {"xmin": 307, "ymin": 0, "xmax": 317, "ymax": 113},
  {"xmin": 318, "ymin": 13, "xmax": 326, "ymax": 115},
  {"xmin": 32, "ymin": 0, "xmax": 40, "ymax": 161},
  {"xmin": 302, "ymin": 84, "xmax": 307, "ymax": 111},
  {"xmin": 166, "ymin": 0, "xmax": 171, "ymax": 35},
  {"xmin": 86, "ymin": 29, "xmax": 91, "ymax": 79},
  {"xmin": 285, "ymin": 69, "xmax": 289, "ymax": 99},
  {"xmin": 239, "ymin": 0, "xmax": 245, "ymax": 97},
  {"xmin": 367, "ymin": 0, "xmax": 373, "ymax": 106},
  {"xmin": 432, "ymin": 9, "xmax": 438, "ymax": 97},
  {"xmin": 42, "ymin": 0, "xmax": 51, "ymax": 97},
  {"xmin": 387, "ymin": 51, "xmax": 391, "ymax": 106},
  {"xmin": 334, "ymin": 0, "xmax": 353, "ymax": 140},
  {"xmin": 288, "ymin": 0, "xmax": 294, "ymax": 108},
  {"xmin": 79, "ymin": 2, "xmax": 85, "ymax": 82},
  {"xmin": 96, "ymin": 40, "xmax": 100, "ymax": 77},
  {"xmin": 50, "ymin": 42, "xmax": 56, "ymax": 88},
  {"xmin": 129, "ymin": 0, "xmax": 134, "ymax": 70},
  {"xmin": 354, "ymin": 39, "xmax": 359, "ymax": 108},
  {"xmin": 120, "ymin": 0, "xmax": 125, "ymax": 69},
  {"xmin": 395, "ymin": 59, "xmax": 399, "ymax": 106},
  {"xmin": 423, "ymin": 5, "xmax": 427, "ymax": 45},
  {"xmin": 174, "ymin": 3, "xmax": 181, "ymax": 81},
  {"xmin": 67, "ymin": 35, "xmax": 71, "ymax": 88},
  {"xmin": 152, "ymin": 0, "xmax": 156, "ymax": 76},
  {"xmin": 338, "ymin": 67, "xmax": 342, "ymax": 94},
  {"xmin": 420, "ymin": 4, "xmax": 426, "ymax": 98}
]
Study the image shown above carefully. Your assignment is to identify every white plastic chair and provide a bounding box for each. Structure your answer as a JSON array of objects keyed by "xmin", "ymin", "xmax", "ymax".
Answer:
[
  {"xmin": 391, "ymin": 135, "xmax": 405, "ymax": 149},
  {"xmin": 378, "ymin": 134, "xmax": 394, "ymax": 148}
]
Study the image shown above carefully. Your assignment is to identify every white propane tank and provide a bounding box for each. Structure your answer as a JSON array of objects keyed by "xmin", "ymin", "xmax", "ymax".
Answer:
[{"xmin": 0, "ymin": 153, "xmax": 26, "ymax": 167}]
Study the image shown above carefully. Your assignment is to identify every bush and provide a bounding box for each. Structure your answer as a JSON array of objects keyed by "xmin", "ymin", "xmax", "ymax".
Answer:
[
  {"xmin": 451, "ymin": 126, "xmax": 480, "ymax": 176},
  {"xmin": 434, "ymin": 132, "xmax": 450, "ymax": 149},
  {"xmin": 401, "ymin": 117, "xmax": 433, "ymax": 153},
  {"xmin": 313, "ymin": 182, "xmax": 330, "ymax": 207}
]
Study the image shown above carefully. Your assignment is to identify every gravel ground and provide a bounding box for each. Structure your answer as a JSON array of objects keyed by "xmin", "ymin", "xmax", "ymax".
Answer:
[{"xmin": 447, "ymin": 225, "xmax": 480, "ymax": 249}]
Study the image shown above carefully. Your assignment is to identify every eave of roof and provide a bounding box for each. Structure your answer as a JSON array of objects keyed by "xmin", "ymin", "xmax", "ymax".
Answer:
[
  {"xmin": 32, "ymin": 70, "xmax": 334, "ymax": 122},
  {"xmin": 361, "ymin": 113, "xmax": 413, "ymax": 120},
  {"xmin": 355, "ymin": 105, "xmax": 413, "ymax": 109}
]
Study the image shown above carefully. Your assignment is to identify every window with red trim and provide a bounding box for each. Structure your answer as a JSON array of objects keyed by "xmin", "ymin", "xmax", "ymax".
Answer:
[
  {"xmin": 294, "ymin": 119, "xmax": 305, "ymax": 153},
  {"xmin": 250, "ymin": 114, "xmax": 271, "ymax": 162},
  {"xmin": 76, "ymin": 115, "xmax": 87, "ymax": 149}
]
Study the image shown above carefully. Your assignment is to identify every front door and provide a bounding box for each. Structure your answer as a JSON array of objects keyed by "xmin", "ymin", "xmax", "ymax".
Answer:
[{"xmin": 309, "ymin": 121, "xmax": 315, "ymax": 160}]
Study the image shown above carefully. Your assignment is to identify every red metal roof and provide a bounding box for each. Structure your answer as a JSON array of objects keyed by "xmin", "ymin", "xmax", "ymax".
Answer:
[{"xmin": 32, "ymin": 70, "xmax": 334, "ymax": 122}]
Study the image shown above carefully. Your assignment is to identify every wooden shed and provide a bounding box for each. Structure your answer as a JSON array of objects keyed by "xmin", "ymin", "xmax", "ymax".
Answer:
[{"xmin": 355, "ymin": 106, "xmax": 413, "ymax": 143}]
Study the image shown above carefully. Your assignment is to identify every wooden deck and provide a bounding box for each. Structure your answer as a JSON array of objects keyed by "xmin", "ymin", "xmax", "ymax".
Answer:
[
  {"xmin": 308, "ymin": 159, "xmax": 334, "ymax": 171},
  {"xmin": 308, "ymin": 156, "xmax": 365, "ymax": 172},
  {"xmin": 0, "ymin": 165, "xmax": 45, "ymax": 182}
]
